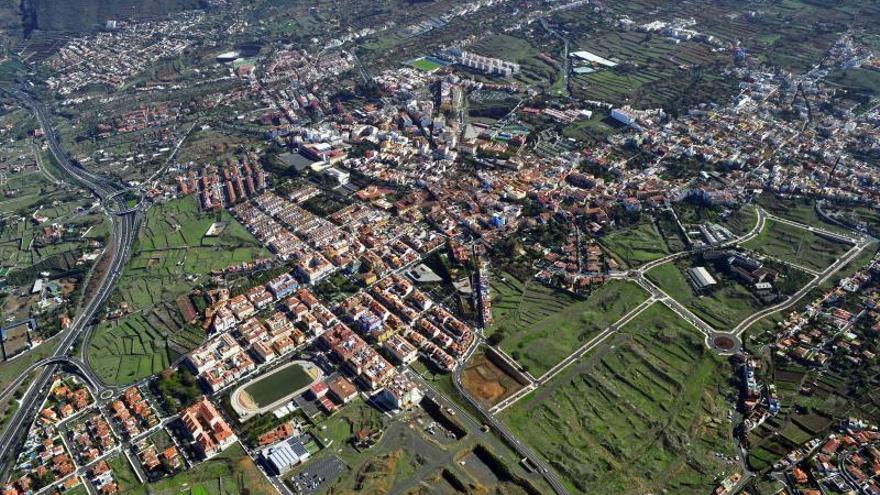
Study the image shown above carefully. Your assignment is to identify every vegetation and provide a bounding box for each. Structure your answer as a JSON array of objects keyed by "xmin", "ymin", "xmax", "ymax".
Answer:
[
  {"xmin": 503, "ymin": 303, "xmax": 736, "ymax": 494},
  {"xmin": 742, "ymin": 219, "xmax": 851, "ymax": 272},
  {"xmin": 487, "ymin": 274, "xmax": 648, "ymax": 376},
  {"xmin": 648, "ymin": 260, "xmax": 769, "ymax": 331},
  {"xmin": 600, "ymin": 219, "xmax": 670, "ymax": 267}
]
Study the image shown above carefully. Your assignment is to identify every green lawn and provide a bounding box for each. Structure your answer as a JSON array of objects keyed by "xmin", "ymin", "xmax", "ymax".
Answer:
[
  {"xmin": 647, "ymin": 261, "xmax": 770, "ymax": 331},
  {"xmin": 742, "ymin": 219, "xmax": 851, "ymax": 272},
  {"xmin": 503, "ymin": 303, "xmax": 735, "ymax": 494},
  {"xmin": 242, "ymin": 362, "xmax": 315, "ymax": 407},
  {"xmin": 757, "ymin": 194, "xmax": 851, "ymax": 235},
  {"xmin": 487, "ymin": 276, "xmax": 648, "ymax": 376},
  {"xmin": 601, "ymin": 220, "xmax": 671, "ymax": 267},
  {"xmin": 409, "ymin": 58, "xmax": 442, "ymax": 72}
]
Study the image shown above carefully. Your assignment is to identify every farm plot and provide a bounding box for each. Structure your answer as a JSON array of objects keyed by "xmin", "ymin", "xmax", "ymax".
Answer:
[
  {"xmin": 742, "ymin": 219, "xmax": 851, "ymax": 272},
  {"xmin": 88, "ymin": 302, "xmax": 204, "ymax": 386},
  {"xmin": 600, "ymin": 220, "xmax": 671, "ymax": 267},
  {"xmin": 487, "ymin": 274, "xmax": 648, "ymax": 376},
  {"xmin": 503, "ymin": 303, "xmax": 735, "ymax": 494},
  {"xmin": 115, "ymin": 195, "xmax": 269, "ymax": 313}
]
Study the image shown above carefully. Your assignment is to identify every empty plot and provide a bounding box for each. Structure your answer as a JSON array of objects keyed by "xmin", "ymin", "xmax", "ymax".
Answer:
[
  {"xmin": 503, "ymin": 303, "xmax": 734, "ymax": 494},
  {"xmin": 488, "ymin": 275, "xmax": 648, "ymax": 376},
  {"xmin": 600, "ymin": 221, "xmax": 670, "ymax": 267},
  {"xmin": 647, "ymin": 261, "xmax": 770, "ymax": 331},
  {"xmin": 743, "ymin": 219, "xmax": 850, "ymax": 272}
]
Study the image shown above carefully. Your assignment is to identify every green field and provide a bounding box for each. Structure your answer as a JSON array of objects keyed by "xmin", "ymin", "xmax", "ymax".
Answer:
[
  {"xmin": 647, "ymin": 261, "xmax": 769, "ymax": 331},
  {"xmin": 742, "ymin": 219, "xmax": 851, "ymax": 272},
  {"xmin": 503, "ymin": 303, "xmax": 735, "ymax": 494},
  {"xmin": 90, "ymin": 195, "xmax": 269, "ymax": 385},
  {"xmin": 487, "ymin": 275, "xmax": 648, "ymax": 376},
  {"xmin": 409, "ymin": 57, "xmax": 442, "ymax": 72},
  {"xmin": 600, "ymin": 220, "xmax": 671, "ymax": 267},
  {"xmin": 757, "ymin": 194, "xmax": 850, "ymax": 235},
  {"xmin": 116, "ymin": 194, "xmax": 270, "ymax": 312},
  {"xmin": 107, "ymin": 443, "xmax": 277, "ymax": 495},
  {"xmin": 242, "ymin": 362, "xmax": 315, "ymax": 407}
]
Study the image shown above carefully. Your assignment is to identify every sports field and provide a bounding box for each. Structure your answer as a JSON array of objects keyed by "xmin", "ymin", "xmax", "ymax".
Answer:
[
  {"xmin": 409, "ymin": 57, "xmax": 442, "ymax": 72},
  {"xmin": 503, "ymin": 303, "xmax": 735, "ymax": 494},
  {"xmin": 742, "ymin": 219, "xmax": 851, "ymax": 272},
  {"xmin": 487, "ymin": 275, "xmax": 648, "ymax": 376},
  {"xmin": 238, "ymin": 361, "xmax": 319, "ymax": 411}
]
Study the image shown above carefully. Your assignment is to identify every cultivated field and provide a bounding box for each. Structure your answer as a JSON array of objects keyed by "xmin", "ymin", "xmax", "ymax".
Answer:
[
  {"xmin": 487, "ymin": 275, "xmax": 648, "ymax": 376},
  {"xmin": 116, "ymin": 195, "xmax": 269, "ymax": 313},
  {"xmin": 503, "ymin": 303, "xmax": 735, "ymax": 494},
  {"xmin": 88, "ymin": 302, "xmax": 203, "ymax": 386}
]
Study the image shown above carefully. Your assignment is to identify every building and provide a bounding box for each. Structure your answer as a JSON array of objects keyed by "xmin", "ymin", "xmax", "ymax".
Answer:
[
  {"xmin": 375, "ymin": 374, "xmax": 423, "ymax": 412},
  {"xmin": 611, "ymin": 108, "xmax": 635, "ymax": 126},
  {"xmin": 687, "ymin": 266, "xmax": 717, "ymax": 292},
  {"xmin": 383, "ymin": 334, "xmax": 419, "ymax": 365},
  {"xmin": 262, "ymin": 436, "xmax": 311, "ymax": 475},
  {"xmin": 180, "ymin": 397, "xmax": 237, "ymax": 459},
  {"xmin": 326, "ymin": 375, "xmax": 358, "ymax": 404}
]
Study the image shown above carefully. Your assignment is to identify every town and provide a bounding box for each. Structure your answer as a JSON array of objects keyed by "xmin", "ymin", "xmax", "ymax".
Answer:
[{"xmin": 0, "ymin": 0, "xmax": 877, "ymax": 494}]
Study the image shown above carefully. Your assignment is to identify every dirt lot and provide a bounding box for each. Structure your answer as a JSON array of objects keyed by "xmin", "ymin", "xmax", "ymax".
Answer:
[{"xmin": 461, "ymin": 351, "xmax": 525, "ymax": 408}]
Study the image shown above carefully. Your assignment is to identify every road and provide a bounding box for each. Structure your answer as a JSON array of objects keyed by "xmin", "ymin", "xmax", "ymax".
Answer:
[{"xmin": 0, "ymin": 88, "xmax": 140, "ymax": 474}]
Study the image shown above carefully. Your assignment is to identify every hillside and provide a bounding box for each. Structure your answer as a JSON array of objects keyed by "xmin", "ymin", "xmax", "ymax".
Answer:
[{"xmin": 0, "ymin": 0, "xmax": 208, "ymax": 44}]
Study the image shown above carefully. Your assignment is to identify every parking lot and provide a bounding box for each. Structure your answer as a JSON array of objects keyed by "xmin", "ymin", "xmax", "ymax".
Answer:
[{"xmin": 288, "ymin": 455, "xmax": 347, "ymax": 494}]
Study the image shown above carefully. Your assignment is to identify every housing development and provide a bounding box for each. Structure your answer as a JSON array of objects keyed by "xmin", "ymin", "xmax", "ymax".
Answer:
[{"xmin": 0, "ymin": 0, "xmax": 878, "ymax": 494}]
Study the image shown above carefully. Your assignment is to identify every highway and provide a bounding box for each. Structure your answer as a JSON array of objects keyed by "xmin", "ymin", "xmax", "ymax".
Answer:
[{"xmin": 0, "ymin": 89, "xmax": 140, "ymax": 474}]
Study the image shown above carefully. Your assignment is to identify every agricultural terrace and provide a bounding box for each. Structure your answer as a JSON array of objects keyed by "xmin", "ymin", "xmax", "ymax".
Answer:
[
  {"xmin": 600, "ymin": 220, "xmax": 671, "ymax": 268},
  {"xmin": 0, "ymin": 169, "xmax": 106, "ymax": 270},
  {"xmin": 106, "ymin": 443, "xmax": 276, "ymax": 495},
  {"xmin": 115, "ymin": 194, "xmax": 269, "ymax": 312},
  {"xmin": 502, "ymin": 303, "xmax": 736, "ymax": 494},
  {"xmin": 91, "ymin": 196, "xmax": 268, "ymax": 386},
  {"xmin": 469, "ymin": 34, "xmax": 560, "ymax": 87},
  {"xmin": 647, "ymin": 261, "xmax": 771, "ymax": 331},
  {"xmin": 88, "ymin": 302, "xmax": 203, "ymax": 386},
  {"xmin": 565, "ymin": 29, "xmax": 737, "ymax": 109},
  {"xmin": 486, "ymin": 275, "xmax": 648, "ymax": 376},
  {"xmin": 742, "ymin": 218, "xmax": 851, "ymax": 272}
]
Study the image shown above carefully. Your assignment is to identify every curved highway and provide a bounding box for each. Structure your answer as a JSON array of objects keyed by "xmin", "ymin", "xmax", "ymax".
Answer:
[{"xmin": 0, "ymin": 89, "xmax": 140, "ymax": 473}]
